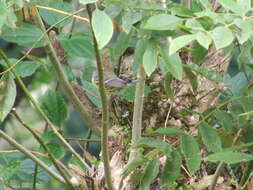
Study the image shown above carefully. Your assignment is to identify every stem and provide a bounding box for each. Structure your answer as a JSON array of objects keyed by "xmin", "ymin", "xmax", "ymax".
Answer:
[
  {"xmin": 0, "ymin": 129, "xmax": 64, "ymax": 183},
  {"xmin": 86, "ymin": 5, "xmax": 115, "ymax": 190},
  {"xmin": 34, "ymin": 8, "xmax": 101, "ymax": 137},
  {"xmin": 209, "ymin": 129, "xmax": 243, "ymax": 190},
  {"xmin": 11, "ymin": 110, "xmax": 75, "ymax": 189},
  {"xmin": 209, "ymin": 162, "xmax": 225, "ymax": 190},
  {"xmin": 0, "ymin": 49, "xmax": 91, "ymax": 171},
  {"xmin": 33, "ymin": 164, "xmax": 38, "ymax": 190},
  {"xmin": 128, "ymin": 66, "xmax": 146, "ymax": 162}
]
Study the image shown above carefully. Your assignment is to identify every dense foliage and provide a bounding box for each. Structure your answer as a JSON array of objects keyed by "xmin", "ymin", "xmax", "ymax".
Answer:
[{"xmin": 1, "ymin": 0, "xmax": 253, "ymax": 190}]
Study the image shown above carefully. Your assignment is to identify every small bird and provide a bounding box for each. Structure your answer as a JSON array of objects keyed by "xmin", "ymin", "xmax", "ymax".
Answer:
[{"xmin": 91, "ymin": 70, "xmax": 146, "ymax": 93}]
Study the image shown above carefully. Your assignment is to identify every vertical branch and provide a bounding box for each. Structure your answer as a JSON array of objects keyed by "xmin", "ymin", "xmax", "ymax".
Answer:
[
  {"xmin": 128, "ymin": 66, "xmax": 146, "ymax": 162},
  {"xmin": 86, "ymin": 4, "xmax": 115, "ymax": 190},
  {"xmin": 34, "ymin": 8, "xmax": 101, "ymax": 136}
]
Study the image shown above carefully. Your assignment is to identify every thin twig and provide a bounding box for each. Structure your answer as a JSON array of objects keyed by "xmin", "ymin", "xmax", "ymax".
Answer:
[
  {"xmin": 35, "ymin": 5, "xmax": 89, "ymax": 22},
  {"xmin": 0, "ymin": 129, "xmax": 64, "ymax": 183},
  {"xmin": 65, "ymin": 137, "xmax": 100, "ymax": 142},
  {"xmin": 0, "ymin": 8, "xmax": 86, "ymax": 76},
  {"xmin": 0, "ymin": 49, "xmax": 91, "ymax": 172},
  {"xmin": 86, "ymin": 4, "xmax": 115, "ymax": 190},
  {"xmin": 11, "ymin": 110, "xmax": 75, "ymax": 189}
]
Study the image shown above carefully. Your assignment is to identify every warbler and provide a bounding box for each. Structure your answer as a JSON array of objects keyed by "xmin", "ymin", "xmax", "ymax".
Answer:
[{"xmin": 91, "ymin": 70, "xmax": 146, "ymax": 92}]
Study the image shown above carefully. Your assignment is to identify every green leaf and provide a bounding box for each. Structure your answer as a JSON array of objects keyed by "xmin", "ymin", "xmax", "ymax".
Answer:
[
  {"xmin": 122, "ymin": 10, "xmax": 142, "ymax": 33},
  {"xmin": 191, "ymin": 42, "xmax": 208, "ymax": 64},
  {"xmin": 143, "ymin": 14, "xmax": 182, "ymax": 31},
  {"xmin": 160, "ymin": 44, "xmax": 183, "ymax": 80},
  {"xmin": 169, "ymin": 34, "xmax": 196, "ymax": 55},
  {"xmin": 39, "ymin": 1, "xmax": 72, "ymax": 28},
  {"xmin": 42, "ymin": 131, "xmax": 57, "ymax": 143},
  {"xmin": 79, "ymin": 0, "xmax": 98, "ymax": 4},
  {"xmin": 47, "ymin": 143, "xmax": 65, "ymax": 159},
  {"xmin": 132, "ymin": 137, "xmax": 172, "ymax": 156},
  {"xmin": 211, "ymin": 26, "xmax": 234, "ymax": 49},
  {"xmin": 161, "ymin": 150, "xmax": 182, "ymax": 185},
  {"xmin": 196, "ymin": 32, "xmax": 212, "ymax": 49},
  {"xmin": 2, "ymin": 23, "xmax": 47, "ymax": 47},
  {"xmin": 181, "ymin": 135, "xmax": 201, "ymax": 175},
  {"xmin": 164, "ymin": 73, "xmax": 174, "ymax": 97},
  {"xmin": 217, "ymin": 0, "xmax": 242, "ymax": 14},
  {"xmin": 0, "ymin": 161, "xmax": 21, "ymax": 181},
  {"xmin": 147, "ymin": 128, "xmax": 185, "ymax": 136},
  {"xmin": 140, "ymin": 159, "xmax": 159, "ymax": 190},
  {"xmin": 234, "ymin": 19, "xmax": 252, "ymax": 44},
  {"xmin": 237, "ymin": 0, "xmax": 251, "ymax": 15},
  {"xmin": 111, "ymin": 31, "xmax": 132, "ymax": 61},
  {"xmin": 118, "ymin": 84, "xmax": 151, "ymax": 102},
  {"xmin": 122, "ymin": 155, "xmax": 146, "ymax": 176},
  {"xmin": 0, "ymin": 0, "xmax": 7, "ymax": 29},
  {"xmin": 185, "ymin": 19, "xmax": 204, "ymax": 30},
  {"xmin": 205, "ymin": 151, "xmax": 253, "ymax": 164},
  {"xmin": 0, "ymin": 59, "xmax": 40, "ymax": 78},
  {"xmin": 199, "ymin": 122, "xmax": 222, "ymax": 152},
  {"xmin": 60, "ymin": 32, "xmax": 94, "ymax": 59},
  {"xmin": 184, "ymin": 67, "xmax": 198, "ymax": 93},
  {"xmin": 92, "ymin": 9, "xmax": 113, "ymax": 49},
  {"xmin": 143, "ymin": 40, "xmax": 158, "ymax": 76},
  {"xmin": 170, "ymin": 6, "xmax": 194, "ymax": 17},
  {"xmin": 184, "ymin": 64, "xmax": 223, "ymax": 83},
  {"xmin": 0, "ymin": 74, "xmax": 16, "ymax": 122},
  {"xmin": 213, "ymin": 110, "xmax": 234, "ymax": 134},
  {"xmin": 199, "ymin": 0, "xmax": 212, "ymax": 9},
  {"xmin": 40, "ymin": 89, "xmax": 67, "ymax": 126},
  {"xmin": 237, "ymin": 41, "xmax": 253, "ymax": 67},
  {"xmin": 134, "ymin": 39, "xmax": 147, "ymax": 68},
  {"xmin": 81, "ymin": 80, "xmax": 101, "ymax": 108}
]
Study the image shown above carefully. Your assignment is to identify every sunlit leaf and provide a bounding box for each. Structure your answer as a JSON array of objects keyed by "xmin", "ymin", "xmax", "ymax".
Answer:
[
  {"xmin": 143, "ymin": 14, "xmax": 182, "ymax": 31},
  {"xmin": 92, "ymin": 9, "xmax": 113, "ymax": 49},
  {"xmin": 211, "ymin": 26, "xmax": 234, "ymax": 49},
  {"xmin": 143, "ymin": 40, "xmax": 158, "ymax": 76},
  {"xmin": 234, "ymin": 19, "xmax": 252, "ymax": 44},
  {"xmin": 0, "ymin": 0, "xmax": 7, "ymax": 29},
  {"xmin": 79, "ymin": 0, "xmax": 98, "ymax": 4},
  {"xmin": 160, "ymin": 44, "xmax": 183, "ymax": 80},
  {"xmin": 169, "ymin": 34, "xmax": 196, "ymax": 55},
  {"xmin": 205, "ymin": 151, "xmax": 253, "ymax": 164},
  {"xmin": 217, "ymin": 0, "xmax": 242, "ymax": 14},
  {"xmin": 196, "ymin": 31, "xmax": 212, "ymax": 49}
]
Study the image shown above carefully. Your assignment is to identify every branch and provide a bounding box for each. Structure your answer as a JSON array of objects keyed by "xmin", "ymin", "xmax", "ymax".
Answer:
[
  {"xmin": 34, "ymin": 8, "xmax": 101, "ymax": 137},
  {"xmin": 0, "ymin": 49, "xmax": 91, "ymax": 172},
  {"xmin": 0, "ymin": 129, "xmax": 64, "ymax": 183},
  {"xmin": 128, "ymin": 66, "xmax": 146, "ymax": 162},
  {"xmin": 11, "ymin": 110, "xmax": 75, "ymax": 189},
  {"xmin": 86, "ymin": 4, "xmax": 115, "ymax": 190}
]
